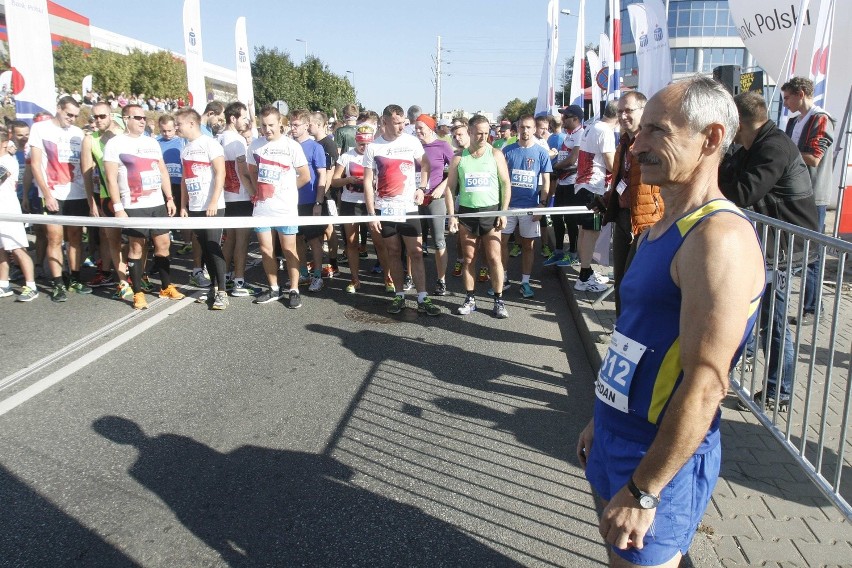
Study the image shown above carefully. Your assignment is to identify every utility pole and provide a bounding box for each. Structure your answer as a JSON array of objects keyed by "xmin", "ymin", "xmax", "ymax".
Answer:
[{"xmin": 434, "ymin": 35, "xmax": 442, "ymax": 118}]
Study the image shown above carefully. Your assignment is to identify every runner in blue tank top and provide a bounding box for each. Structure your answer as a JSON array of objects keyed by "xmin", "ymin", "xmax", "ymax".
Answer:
[{"xmin": 576, "ymin": 77, "xmax": 766, "ymax": 567}]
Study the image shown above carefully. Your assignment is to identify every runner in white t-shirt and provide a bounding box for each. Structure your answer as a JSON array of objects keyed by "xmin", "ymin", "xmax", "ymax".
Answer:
[
  {"xmin": 28, "ymin": 96, "xmax": 89, "ymax": 302},
  {"xmin": 573, "ymin": 103, "xmax": 618, "ymax": 293},
  {"xmin": 104, "ymin": 104, "xmax": 183, "ymax": 310},
  {"xmin": 0, "ymin": 129, "xmax": 38, "ymax": 302},
  {"xmin": 363, "ymin": 104, "xmax": 439, "ymax": 316},
  {"xmin": 246, "ymin": 105, "xmax": 311, "ymax": 309},
  {"xmin": 176, "ymin": 108, "xmax": 229, "ymax": 309},
  {"xmin": 218, "ymin": 101, "xmax": 255, "ymax": 298}
]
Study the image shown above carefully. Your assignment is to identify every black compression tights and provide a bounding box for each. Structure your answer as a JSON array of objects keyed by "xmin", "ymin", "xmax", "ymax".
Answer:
[{"xmin": 194, "ymin": 228, "xmax": 227, "ymax": 290}]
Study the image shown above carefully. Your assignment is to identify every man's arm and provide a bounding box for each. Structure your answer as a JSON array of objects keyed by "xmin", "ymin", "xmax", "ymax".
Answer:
[
  {"xmin": 800, "ymin": 114, "xmax": 833, "ymax": 167},
  {"xmin": 158, "ymin": 159, "xmax": 176, "ymax": 216},
  {"xmin": 237, "ymin": 155, "xmax": 254, "ymax": 197},
  {"xmin": 295, "ymin": 165, "xmax": 311, "ymax": 193},
  {"xmin": 603, "ymin": 151, "xmax": 615, "ymax": 175},
  {"xmin": 554, "ymin": 145, "xmax": 580, "ymax": 171},
  {"xmin": 81, "ymin": 135, "xmax": 98, "ymax": 216},
  {"xmin": 598, "ymin": 214, "xmax": 765, "ymax": 551},
  {"xmin": 445, "ymin": 155, "xmax": 460, "ymax": 234},
  {"xmin": 207, "ymin": 155, "xmax": 226, "ymax": 216},
  {"xmin": 103, "ymin": 161, "xmax": 126, "ymax": 218},
  {"xmin": 29, "ymin": 146, "xmax": 57, "ymax": 212}
]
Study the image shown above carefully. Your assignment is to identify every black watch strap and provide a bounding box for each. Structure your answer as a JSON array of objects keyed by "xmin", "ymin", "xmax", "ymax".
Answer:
[{"xmin": 628, "ymin": 478, "xmax": 660, "ymax": 509}]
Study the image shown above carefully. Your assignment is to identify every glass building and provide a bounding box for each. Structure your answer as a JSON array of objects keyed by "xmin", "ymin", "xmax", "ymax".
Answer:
[{"xmin": 612, "ymin": 0, "xmax": 758, "ymax": 89}]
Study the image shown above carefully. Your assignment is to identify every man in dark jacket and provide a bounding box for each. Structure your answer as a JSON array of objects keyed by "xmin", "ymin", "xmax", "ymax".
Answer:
[{"xmin": 719, "ymin": 91, "xmax": 818, "ymax": 411}]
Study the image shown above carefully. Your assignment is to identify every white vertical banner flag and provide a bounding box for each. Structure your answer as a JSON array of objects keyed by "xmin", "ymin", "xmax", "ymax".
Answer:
[
  {"xmin": 235, "ymin": 17, "xmax": 255, "ymax": 120},
  {"xmin": 587, "ymin": 50, "xmax": 602, "ymax": 120},
  {"xmin": 809, "ymin": 0, "xmax": 834, "ymax": 107},
  {"xmin": 535, "ymin": 0, "xmax": 560, "ymax": 117},
  {"xmin": 608, "ymin": 0, "xmax": 622, "ymax": 100},
  {"xmin": 82, "ymin": 75, "xmax": 92, "ymax": 97},
  {"xmin": 5, "ymin": 0, "xmax": 56, "ymax": 121},
  {"xmin": 599, "ymin": 33, "xmax": 612, "ymax": 100},
  {"xmin": 569, "ymin": 0, "xmax": 587, "ymax": 109},
  {"xmin": 627, "ymin": 0, "xmax": 672, "ymax": 98},
  {"xmin": 183, "ymin": 0, "xmax": 206, "ymax": 111}
]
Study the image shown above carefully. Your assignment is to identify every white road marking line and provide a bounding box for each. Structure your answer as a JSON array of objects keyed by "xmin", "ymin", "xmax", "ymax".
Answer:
[
  {"xmin": 0, "ymin": 297, "xmax": 194, "ymax": 417},
  {"xmin": 0, "ymin": 298, "xmax": 168, "ymax": 393}
]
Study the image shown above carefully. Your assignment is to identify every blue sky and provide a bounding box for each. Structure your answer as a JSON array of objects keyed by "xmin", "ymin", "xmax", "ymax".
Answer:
[{"xmin": 58, "ymin": 0, "xmax": 605, "ymax": 116}]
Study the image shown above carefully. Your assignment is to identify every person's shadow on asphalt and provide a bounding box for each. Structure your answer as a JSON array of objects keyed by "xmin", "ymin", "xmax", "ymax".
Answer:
[{"xmin": 93, "ymin": 415, "xmax": 520, "ymax": 567}]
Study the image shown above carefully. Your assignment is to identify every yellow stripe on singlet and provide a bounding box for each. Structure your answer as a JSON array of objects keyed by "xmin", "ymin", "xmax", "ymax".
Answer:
[
  {"xmin": 648, "ymin": 339, "xmax": 681, "ymax": 425},
  {"xmin": 675, "ymin": 199, "xmax": 742, "ymax": 238}
]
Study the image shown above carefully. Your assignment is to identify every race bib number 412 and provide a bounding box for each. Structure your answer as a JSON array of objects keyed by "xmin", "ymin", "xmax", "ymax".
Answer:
[{"xmin": 595, "ymin": 329, "xmax": 647, "ymax": 412}]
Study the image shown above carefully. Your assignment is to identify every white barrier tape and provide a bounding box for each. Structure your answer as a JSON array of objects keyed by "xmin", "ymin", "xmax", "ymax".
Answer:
[{"xmin": 0, "ymin": 206, "xmax": 594, "ymax": 230}]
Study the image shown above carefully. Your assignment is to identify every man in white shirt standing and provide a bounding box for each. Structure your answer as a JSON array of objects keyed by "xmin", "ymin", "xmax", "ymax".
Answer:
[
  {"xmin": 176, "ymin": 108, "xmax": 228, "ymax": 310},
  {"xmin": 28, "ymin": 95, "xmax": 90, "ymax": 302},
  {"xmin": 104, "ymin": 104, "xmax": 183, "ymax": 310}
]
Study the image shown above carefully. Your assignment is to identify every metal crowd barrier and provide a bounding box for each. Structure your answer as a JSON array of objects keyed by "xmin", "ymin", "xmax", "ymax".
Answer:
[{"xmin": 732, "ymin": 211, "xmax": 852, "ymax": 521}]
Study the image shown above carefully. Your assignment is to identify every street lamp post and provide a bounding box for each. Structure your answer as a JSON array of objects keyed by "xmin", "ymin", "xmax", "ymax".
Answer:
[
  {"xmin": 295, "ymin": 38, "xmax": 308, "ymax": 61},
  {"xmin": 346, "ymin": 70, "xmax": 355, "ymax": 91}
]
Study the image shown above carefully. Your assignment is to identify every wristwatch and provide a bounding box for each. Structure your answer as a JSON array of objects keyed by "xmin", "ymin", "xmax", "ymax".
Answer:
[
  {"xmin": 314, "ymin": 201, "xmax": 323, "ymax": 206},
  {"xmin": 417, "ymin": 186, "xmax": 428, "ymax": 191},
  {"xmin": 628, "ymin": 478, "xmax": 660, "ymax": 509}
]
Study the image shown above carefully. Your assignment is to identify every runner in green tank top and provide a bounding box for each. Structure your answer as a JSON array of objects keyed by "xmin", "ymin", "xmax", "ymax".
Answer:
[{"xmin": 445, "ymin": 115, "xmax": 512, "ymax": 319}]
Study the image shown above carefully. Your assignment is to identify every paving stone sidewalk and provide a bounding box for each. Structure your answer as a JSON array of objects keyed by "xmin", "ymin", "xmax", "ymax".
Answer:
[{"xmin": 557, "ymin": 261, "xmax": 852, "ymax": 568}]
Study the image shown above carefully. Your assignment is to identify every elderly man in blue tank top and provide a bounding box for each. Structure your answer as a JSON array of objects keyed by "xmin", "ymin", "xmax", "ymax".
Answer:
[{"xmin": 576, "ymin": 76, "xmax": 766, "ymax": 567}]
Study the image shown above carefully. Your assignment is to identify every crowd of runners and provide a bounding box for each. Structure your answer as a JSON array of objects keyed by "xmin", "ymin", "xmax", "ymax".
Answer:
[{"xmin": 0, "ymin": 96, "xmax": 618, "ymax": 317}]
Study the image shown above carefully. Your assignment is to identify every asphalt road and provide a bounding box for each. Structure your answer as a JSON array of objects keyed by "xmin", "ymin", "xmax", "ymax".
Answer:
[{"xmin": 0, "ymin": 240, "xmax": 607, "ymax": 567}]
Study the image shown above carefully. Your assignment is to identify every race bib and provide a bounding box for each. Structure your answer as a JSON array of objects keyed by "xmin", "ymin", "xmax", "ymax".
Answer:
[
  {"xmin": 511, "ymin": 169, "xmax": 536, "ymax": 189},
  {"xmin": 258, "ymin": 164, "xmax": 282, "ymax": 185},
  {"xmin": 464, "ymin": 171, "xmax": 492, "ymax": 193},
  {"xmin": 166, "ymin": 163, "xmax": 182, "ymax": 178},
  {"xmin": 186, "ymin": 177, "xmax": 203, "ymax": 208},
  {"xmin": 616, "ymin": 179, "xmax": 628, "ymax": 195},
  {"xmin": 140, "ymin": 169, "xmax": 161, "ymax": 192},
  {"xmin": 381, "ymin": 206, "xmax": 406, "ymax": 222},
  {"xmin": 596, "ymin": 329, "xmax": 647, "ymax": 412}
]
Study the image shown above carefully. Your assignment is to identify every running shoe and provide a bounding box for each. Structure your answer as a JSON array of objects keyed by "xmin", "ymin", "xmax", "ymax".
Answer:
[
  {"xmin": 387, "ymin": 295, "xmax": 406, "ymax": 314},
  {"xmin": 541, "ymin": 244, "xmax": 553, "ymax": 258},
  {"xmin": 737, "ymin": 390, "xmax": 789, "ymax": 412},
  {"xmin": 87, "ymin": 272, "xmax": 114, "ymax": 288},
  {"xmin": 212, "ymin": 291, "xmax": 229, "ymax": 310},
  {"xmin": 254, "ymin": 288, "xmax": 283, "ymax": 304},
  {"xmin": 478, "ymin": 267, "xmax": 489, "ymax": 282},
  {"xmin": 133, "ymin": 291, "xmax": 148, "ymax": 310},
  {"xmin": 359, "ymin": 249, "xmax": 369, "ymax": 259},
  {"xmin": 590, "ymin": 271, "xmax": 610, "ymax": 285},
  {"xmin": 114, "ymin": 282, "xmax": 133, "ymax": 301},
  {"xmin": 543, "ymin": 252, "xmax": 563, "ymax": 266},
  {"xmin": 345, "ymin": 281, "xmax": 360, "ymax": 294},
  {"xmin": 0, "ymin": 285, "xmax": 12, "ymax": 298},
  {"xmin": 177, "ymin": 243, "xmax": 193, "ymax": 255},
  {"xmin": 456, "ymin": 296, "xmax": 476, "ymax": 315},
  {"xmin": 82, "ymin": 256, "xmax": 96, "ymax": 268},
  {"xmin": 403, "ymin": 275, "xmax": 414, "ymax": 291},
  {"xmin": 574, "ymin": 278, "xmax": 609, "ymax": 293},
  {"xmin": 196, "ymin": 288, "xmax": 211, "ymax": 304},
  {"xmin": 434, "ymin": 279, "xmax": 447, "ymax": 296},
  {"xmin": 385, "ymin": 277, "xmax": 395, "ymax": 294},
  {"xmin": 230, "ymin": 281, "xmax": 253, "ymax": 297},
  {"xmin": 190, "ymin": 271, "xmax": 211, "ymax": 288},
  {"xmin": 371, "ymin": 262, "xmax": 383, "ymax": 274},
  {"xmin": 322, "ymin": 265, "xmax": 336, "ymax": 278},
  {"xmin": 509, "ymin": 243, "xmax": 522, "ymax": 257},
  {"xmin": 556, "ymin": 252, "xmax": 580, "ymax": 267},
  {"xmin": 423, "ymin": 246, "xmax": 430, "ymax": 257},
  {"xmin": 308, "ymin": 275, "xmax": 323, "ymax": 292},
  {"xmin": 288, "ymin": 290, "xmax": 302, "ymax": 309},
  {"xmin": 417, "ymin": 297, "xmax": 441, "ymax": 316},
  {"xmin": 452, "ymin": 260, "xmax": 463, "ymax": 277},
  {"xmin": 139, "ymin": 276, "xmax": 154, "ymax": 293},
  {"xmin": 520, "ymin": 282, "xmax": 535, "ymax": 298},
  {"xmin": 68, "ymin": 280, "xmax": 93, "ymax": 294},
  {"xmin": 492, "ymin": 299, "xmax": 509, "ymax": 319},
  {"xmin": 51, "ymin": 284, "xmax": 68, "ymax": 303},
  {"xmin": 337, "ymin": 254, "xmax": 349, "ymax": 265},
  {"xmin": 16, "ymin": 286, "xmax": 39, "ymax": 302},
  {"xmin": 159, "ymin": 284, "xmax": 185, "ymax": 300}
]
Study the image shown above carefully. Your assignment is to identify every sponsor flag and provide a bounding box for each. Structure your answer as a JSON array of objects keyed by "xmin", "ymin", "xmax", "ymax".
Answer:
[
  {"xmin": 183, "ymin": 0, "xmax": 207, "ymax": 111},
  {"xmin": 569, "ymin": 0, "xmax": 586, "ymax": 109},
  {"xmin": 627, "ymin": 0, "xmax": 672, "ymax": 98},
  {"xmin": 82, "ymin": 75, "xmax": 92, "ymax": 97},
  {"xmin": 608, "ymin": 0, "xmax": 622, "ymax": 99},
  {"xmin": 587, "ymin": 49, "xmax": 602, "ymax": 120},
  {"xmin": 235, "ymin": 17, "xmax": 255, "ymax": 120},
  {"xmin": 5, "ymin": 0, "xmax": 56, "ymax": 122},
  {"xmin": 535, "ymin": 0, "xmax": 560, "ymax": 117},
  {"xmin": 809, "ymin": 0, "xmax": 834, "ymax": 107}
]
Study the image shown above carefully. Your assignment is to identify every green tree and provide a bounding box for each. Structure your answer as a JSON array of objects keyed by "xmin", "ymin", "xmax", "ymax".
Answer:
[
  {"xmin": 129, "ymin": 50, "xmax": 187, "ymax": 99},
  {"xmin": 53, "ymin": 41, "xmax": 90, "ymax": 93},
  {"xmin": 89, "ymin": 48, "xmax": 133, "ymax": 95},
  {"xmin": 561, "ymin": 43, "xmax": 597, "ymax": 95},
  {"xmin": 499, "ymin": 97, "xmax": 537, "ymax": 123}
]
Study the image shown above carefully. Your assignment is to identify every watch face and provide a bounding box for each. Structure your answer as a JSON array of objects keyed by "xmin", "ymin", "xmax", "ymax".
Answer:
[{"xmin": 640, "ymin": 495, "xmax": 657, "ymax": 509}]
